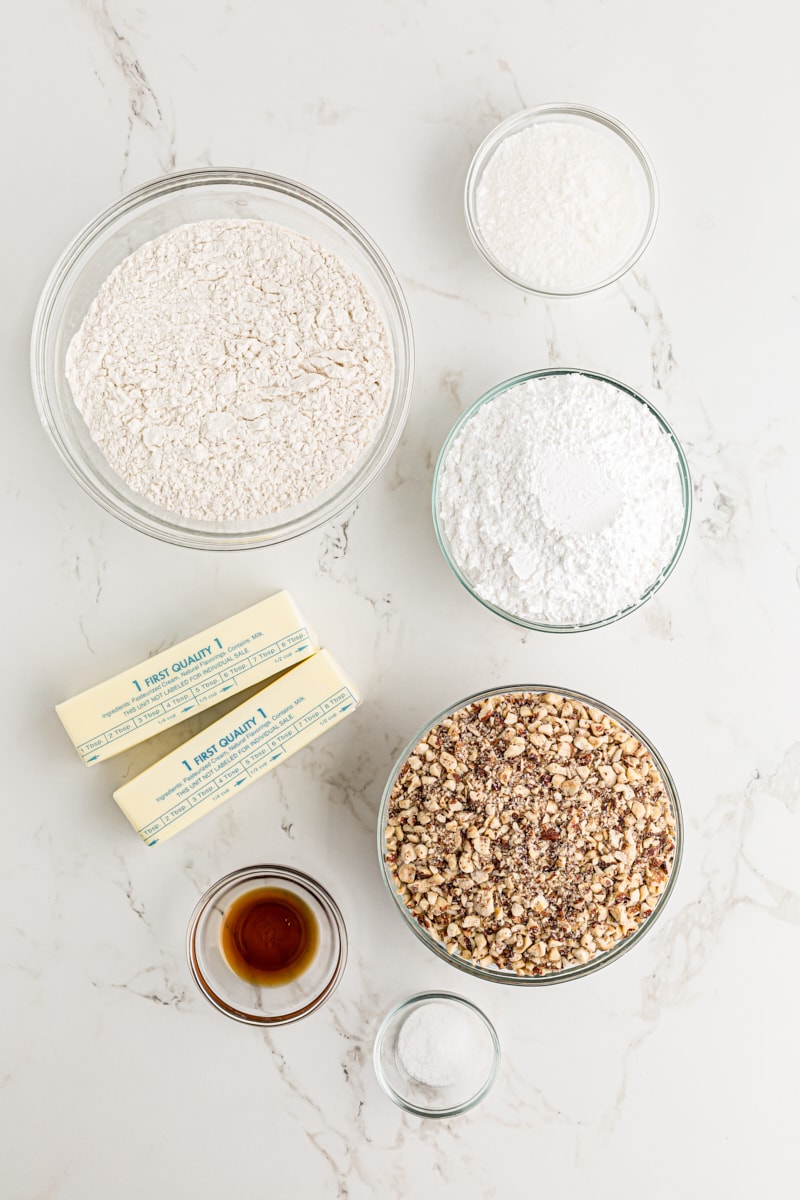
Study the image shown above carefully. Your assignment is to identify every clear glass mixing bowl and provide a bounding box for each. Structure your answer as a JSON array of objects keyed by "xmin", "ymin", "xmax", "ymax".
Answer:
[
  {"xmin": 31, "ymin": 168, "xmax": 414, "ymax": 550},
  {"xmin": 377, "ymin": 684, "xmax": 683, "ymax": 987},
  {"xmin": 432, "ymin": 367, "xmax": 692, "ymax": 633}
]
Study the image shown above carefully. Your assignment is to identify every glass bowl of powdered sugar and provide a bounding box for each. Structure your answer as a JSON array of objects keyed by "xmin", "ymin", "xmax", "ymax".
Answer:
[
  {"xmin": 31, "ymin": 168, "xmax": 413, "ymax": 549},
  {"xmin": 464, "ymin": 103, "xmax": 659, "ymax": 296},
  {"xmin": 433, "ymin": 368, "xmax": 692, "ymax": 633},
  {"xmin": 373, "ymin": 992, "xmax": 500, "ymax": 1117}
]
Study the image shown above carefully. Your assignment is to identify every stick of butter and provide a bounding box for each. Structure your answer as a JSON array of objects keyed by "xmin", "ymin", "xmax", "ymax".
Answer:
[
  {"xmin": 56, "ymin": 592, "xmax": 317, "ymax": 765},
  {"xmin": 113, "ymin": 650, "xmax": 359, "ymax": 846}
]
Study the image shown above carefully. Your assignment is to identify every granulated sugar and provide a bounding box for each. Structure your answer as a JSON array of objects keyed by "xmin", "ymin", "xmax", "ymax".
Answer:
[
  {"xmin": 475, "ymin": 120, "xmax": 647, "ymax": 291},
  {"xmin": 66, "ymin": 219, "xmax": 393, "ymax": 522},
  {"xmin": 438, "ymin": 373, "xmax": 685, "ymax": 626}
]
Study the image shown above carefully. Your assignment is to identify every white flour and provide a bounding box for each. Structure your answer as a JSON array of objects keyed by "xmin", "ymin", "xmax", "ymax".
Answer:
[
  {"xmin": 476, "ymin": 121, "xmax": 646, "ymax": 291},
  {"xmin": 66, "ymin": 219, "xmax": 393, "ymax": 521},
  {"xmin": 438, "ymin": 373, "xmax": 685, "ymax": 626}
]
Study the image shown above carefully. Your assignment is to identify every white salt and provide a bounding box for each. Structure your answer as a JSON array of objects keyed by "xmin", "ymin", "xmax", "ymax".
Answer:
[{"xmin": 396, "ymin": 1002, "xmax": 479, "ymax": 1088}]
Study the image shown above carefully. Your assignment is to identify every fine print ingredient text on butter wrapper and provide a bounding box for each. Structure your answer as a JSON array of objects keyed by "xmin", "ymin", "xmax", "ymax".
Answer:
[
  {"xmin": 56, "ymin": 592, "xmax": 317, "ymax": 765},
  {"xmin": 113, "ymin": 650, "xmax": 360, "ymax": 846}
]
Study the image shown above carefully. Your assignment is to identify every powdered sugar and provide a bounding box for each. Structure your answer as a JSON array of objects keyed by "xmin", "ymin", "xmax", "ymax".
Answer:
[
  {"xmin": 475, "ymin": 120, "xmax": 647, "ymax": 291},
  {"xmin": 66, "ymin": 219, "xmax": 393, "ymax": 521},
  {"xmin": 437, "ymin": 373, "xmax": 685, "ymax": 626}
]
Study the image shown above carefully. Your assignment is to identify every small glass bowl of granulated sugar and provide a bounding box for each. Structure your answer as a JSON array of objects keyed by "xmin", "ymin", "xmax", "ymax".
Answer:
[
  {"xmin": 465, "ymin": 103, "xmax": 659, "ymax": 296},
  {"xmin": 433, "ymin": 368, "xmax": 691, "ymax": 633}
]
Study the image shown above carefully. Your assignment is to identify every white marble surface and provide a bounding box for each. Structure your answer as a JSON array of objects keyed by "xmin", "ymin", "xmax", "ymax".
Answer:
[{"xmin": 2, "ymin": 1, "xmax": 799, "ymax": 1196}]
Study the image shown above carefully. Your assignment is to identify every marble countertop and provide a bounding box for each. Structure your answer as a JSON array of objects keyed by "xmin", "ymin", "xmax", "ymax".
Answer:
[{"xmin": 3, "ymin": 1, "xmax": 798, "ymax": 1196}]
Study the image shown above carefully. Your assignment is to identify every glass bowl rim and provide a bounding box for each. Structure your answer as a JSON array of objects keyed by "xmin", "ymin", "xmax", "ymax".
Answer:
[
  {"xmin": 464, "ymin": 101, "xmax": 660, "ymax": 297},
  {"xmin": 373, "ymin": 988, "xmax": 501, "ymax": 1117},
  {"xmin": 186, "ymin": 862, "xmax": 348, "ymax": 1025},
  {"xmin": 432, "ymin": 366, "xmax": 692, "ymax": 633},
  {"xmin": 30, "ymin": 166, "xmax": 414, "ymax": 551},
  {"xmin": 377, "ymin": 684, "xmax": 684, "ymax": 987}
]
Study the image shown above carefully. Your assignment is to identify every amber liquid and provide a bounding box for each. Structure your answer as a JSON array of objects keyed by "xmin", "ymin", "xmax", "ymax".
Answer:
[{"xmin": 220, "ymin": 887, "xmax": 319, "ymax": 987}]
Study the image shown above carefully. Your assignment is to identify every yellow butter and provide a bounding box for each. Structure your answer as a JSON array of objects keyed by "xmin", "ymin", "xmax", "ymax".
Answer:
[
  {"xmin": 113, "ymin": 650, "xmax": 359, "ymax": 846},
  {"xmin": 56, "ymin": 592, "xmax": 317, "ymax": 765}
]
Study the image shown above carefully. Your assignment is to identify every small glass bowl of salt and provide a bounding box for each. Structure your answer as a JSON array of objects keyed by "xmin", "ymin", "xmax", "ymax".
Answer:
[{"xmin": 373, "ymin": 991, "xmax": 500, "ymax": 1117}]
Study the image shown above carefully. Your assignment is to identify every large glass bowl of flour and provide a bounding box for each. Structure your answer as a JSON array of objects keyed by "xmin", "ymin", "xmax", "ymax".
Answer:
[
  {"xmin": 31, "ymin": 168, "xmax": 413, "ymax": 549},
  {"xmin": 432, "ymin": 368, "xmax": 692, "ymax": 633}
]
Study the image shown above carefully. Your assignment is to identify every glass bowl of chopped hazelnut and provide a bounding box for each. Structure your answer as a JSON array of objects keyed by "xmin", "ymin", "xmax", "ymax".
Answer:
[{"xmin": 378, "ymin": 686, "xmax": 682, "ymax": 985}]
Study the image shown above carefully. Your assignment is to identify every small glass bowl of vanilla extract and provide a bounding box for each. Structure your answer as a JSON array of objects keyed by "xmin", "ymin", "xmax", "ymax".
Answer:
[{"xmin": 187, "ymin": 865, "xmax": 348, "ymax": 1026}]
